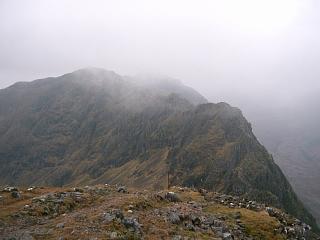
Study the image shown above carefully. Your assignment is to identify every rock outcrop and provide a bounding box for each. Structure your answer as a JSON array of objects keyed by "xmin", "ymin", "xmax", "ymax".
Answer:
[{"xmin": 0, "ymin": 185, "xmax": 318, "ymax": 239}]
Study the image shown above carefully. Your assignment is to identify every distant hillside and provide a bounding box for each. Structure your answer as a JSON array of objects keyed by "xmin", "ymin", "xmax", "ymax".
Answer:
[
  {"xmin": 0, "ymin": 68, "xmax": 317, "ymax": 230},
  {"xmin": 252, "ymin": 102, "xmax": 320, "ymax": 227}
]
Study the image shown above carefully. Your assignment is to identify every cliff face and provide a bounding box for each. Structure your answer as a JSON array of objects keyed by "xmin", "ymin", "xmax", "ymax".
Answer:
[{"xmin": 0, "ymin": 68, "xmax": 317, "ymax": 230}]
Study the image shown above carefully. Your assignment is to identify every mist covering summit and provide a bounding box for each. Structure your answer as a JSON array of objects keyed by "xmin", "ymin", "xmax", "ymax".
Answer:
[{"xmin": 0, "ymin": 68, "xmax": 317, "ymax": 230}]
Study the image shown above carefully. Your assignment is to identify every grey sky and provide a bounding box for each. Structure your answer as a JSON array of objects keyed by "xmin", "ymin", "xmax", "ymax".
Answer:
[{"xmin": 1, "ymin": 0, "xmax": 320, "ymax": 114}]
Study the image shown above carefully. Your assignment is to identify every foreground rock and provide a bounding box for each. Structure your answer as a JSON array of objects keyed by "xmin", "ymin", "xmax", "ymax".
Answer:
[{"xmin": 0, "ymin": 185, "xmax": 318, "ymax": 240}]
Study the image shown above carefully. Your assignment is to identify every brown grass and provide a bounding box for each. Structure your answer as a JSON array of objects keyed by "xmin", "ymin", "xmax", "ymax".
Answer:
[{"xmin": 204, "ymin": 204, "xmax": 285, "ymax": 240}]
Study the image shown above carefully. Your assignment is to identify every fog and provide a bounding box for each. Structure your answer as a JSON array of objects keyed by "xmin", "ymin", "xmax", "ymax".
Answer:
[
  {"xmin": 1, "ymin": 0, "xmax": 320, "ymax": 123},
  {"xmin": 1, "ymin": 0, "xmax": 320, "ymax": 223}
]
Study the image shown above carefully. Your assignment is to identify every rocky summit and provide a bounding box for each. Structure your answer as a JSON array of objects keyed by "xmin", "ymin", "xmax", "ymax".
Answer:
[
  {"xmin": 0, "ymin": 184, "xmax": 319, "ymax": 240},
  {"xmin": 0, "ymin": 68, "xmax": 318, "ymax": 233}
]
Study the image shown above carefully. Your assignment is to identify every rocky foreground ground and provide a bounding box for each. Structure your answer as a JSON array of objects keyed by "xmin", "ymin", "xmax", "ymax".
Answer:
[{"xmin": 0, "ymin": 185, "xmax": 319, "ymax": 240}]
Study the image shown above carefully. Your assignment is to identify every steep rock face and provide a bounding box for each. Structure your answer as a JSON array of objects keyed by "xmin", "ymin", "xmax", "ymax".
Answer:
[
  {"xmin": 0, "ymin": 68, "xmax": 317, "ymax": 230},
  {"xmin": 160, "ymin": 103, "xmax": 315, "ymax": 228}
]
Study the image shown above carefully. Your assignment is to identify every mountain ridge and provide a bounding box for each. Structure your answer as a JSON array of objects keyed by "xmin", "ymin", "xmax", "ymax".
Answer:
[{"xmin": 0, "ymin": 68, "xmax": 318, "ymax": 231}]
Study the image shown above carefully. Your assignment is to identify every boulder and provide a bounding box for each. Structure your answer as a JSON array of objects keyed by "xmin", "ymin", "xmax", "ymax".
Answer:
[
  {"xmin": 222, "ymin": 232, "xmax": 233, "ymax": 240},
  {"xmin": 56, "ymin": 222, "xmax": 65, "ymax": 229},
  {"xmin": 102, "ymin": 212, "xmax": 115, "ymax": 223},
  {"xmin": 165, "ymin": 192, "xmax": 181, "ymax": 202},
  {"xmin": 184, "ymin": 222, "xmax": 195, "ymax": 231},
  {"xmin": 113, "ymin": 209, "xmax": 124, "ymax": 220},
  {"xmin": 109, "ymin": 232, "xmax": 118, "ymax": 239},
  {"xmin": 3, "ymin": 186, "xmax": 18, "ymax": 192},
  {"xmin": 191, "ymin": 215, "xmax": 201, "ymax": 226},
  {"xmin": 122, "ymin": 217, "xmax": 141, "ymax": 232},
  {"xmin": 117, "ymin": 186, "xmax": 127, "ymax": 193},
  {"xmin": 11, "ymin": 191, "xmax": 21, "ymax": 199},
  {"xmin": 172, "ymin": 235, "xmax": 183, "ymax": 240},
  {"xmin": 212, "ymin": 227, "xmax": 224, "ymax": 237},
  {"xmin": 198, "ymin": 188, "xmax": 208, "ymax": 196},
  {"xmin": 168, "ymin": 212, "xmax": 180, "ymax": 224}
]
